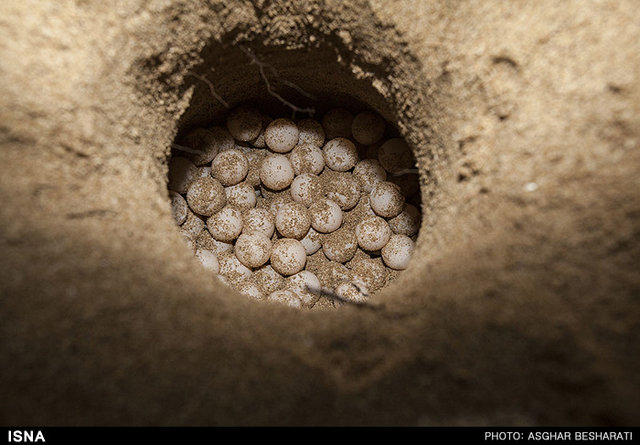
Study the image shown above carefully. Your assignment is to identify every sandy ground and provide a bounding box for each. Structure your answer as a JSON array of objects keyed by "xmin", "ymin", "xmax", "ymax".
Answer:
[{"xmin": 0, "ymin": 0, "xmax": 639, "ymax": 425}]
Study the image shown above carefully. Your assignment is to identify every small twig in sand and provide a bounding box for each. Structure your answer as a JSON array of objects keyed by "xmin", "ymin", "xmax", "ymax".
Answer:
[
  {"xmin": 171, "ymin": 143, "xmax": 202, "ymax": 155},
  {"xmin": 186, "ymin": 70, "xmax": 230, "ymax": 109},
  {"xmin": 388, "ymin": 168, "xmax": 420, "ymax": 177},
  {"xmin": 306, "ymin": 285, "xmax": 384, "ymax": 311},
  {"xmin": 240, "ymin": 46, "xmax": 315, "ymax": 116}
]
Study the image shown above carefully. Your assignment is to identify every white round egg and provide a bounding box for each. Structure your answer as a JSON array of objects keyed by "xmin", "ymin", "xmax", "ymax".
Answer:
[
  {"xmin": 186, "ymin": 177, "xmax": 226, "ymax": 216},
  {"xmin": 181, "ymin": 210, "xmax": 205, "ymax": 240},
  {"xmin": 289, "ymin": 144, "xmax": 325, "ymax": 175},
  {"xmin": 300, "ymin": 227, "xmax": 322, "ymax": 255},
  {"xmin": 237, "ymin": 281, "xmax": 264, "ymax": 300},
  {"xmin": 260, "ymin": 154, "xmax": 295, "ymax": 191},
  {"xmin": 254, "ymin": 265, "xmax": 285, "ymax": 294},
  {"xmin": 264, "ymin": 118, "xmax": 299, "ymax": 153},
  {"xmin": 353, "ymin": 159, "xmax": 387, "ymax": 193},
  {"xmin": 355, "ymin": 216, "xmax": 392, "ymax": 251},
  {"xmin": 234, "ymin": 232, "xmax": 272, "ymax": 268},
  {"xmin": 290, "ymin": 173, "xmax": 320, "ymax": 207},
  {"xmin": 388, "ymin": 204, "xmax": 420, "ymax": 236},
  {"xmin": 218, "ymin": 251, "xmax": 253, "ymax": 284},
  {"xmin": 381, "ymin": 234, "xmax": 415, "ymax": 270},
  {"xmin": 211, "ymin": 149, "xmax": 249, "ymax": 186},
  {"xmin": 275, "ymin": 202, "xmax": 311, "ymax": 240},
  {"xmin": 270, "ymin": 238, "xmax": 307, "ymax": 276},
  {"xmin": 309, "ymin": 198, "xmax": 343, "ymax": 233},
  {"xmin": 288, "ymin": 270, "xmax": 322, "ymax": 293},
  {"xmin": 370, "ymin": 181, "xmax": 405, "ymax": 218},
  {"xmin": 323, "ymin": 138, "xmax": 359, "ymax": 172},
  {"xmin": 207, "ymin": 206, "xmax": 243, "ymax": 242},
  {"xmin": 225, "ymin": 182, "xmax": 257, "ymax": 209},
  {"xmin": 211, "ymin": 238, "xmax": 234, "ymax": 255},
  {"xmin": 335, "ymin": 282, "xmax": 367, "ymax": 303},
  {"xmin": 242, "ymin": 208, "xmax": 275, "ymax": 238},
  {"xmin": 288, "ymin": 271, "xmax": 322, "ymax": 305}
]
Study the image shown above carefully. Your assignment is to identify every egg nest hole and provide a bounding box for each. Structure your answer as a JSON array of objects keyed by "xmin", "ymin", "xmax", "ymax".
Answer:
[{"xmin": 166, "ymin": 42, "xmax": 426, "ymax": 310}]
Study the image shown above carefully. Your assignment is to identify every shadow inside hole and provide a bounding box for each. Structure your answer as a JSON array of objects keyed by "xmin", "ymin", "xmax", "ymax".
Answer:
[{"xmin": 176, "ymin": 40, "xmax": 400, "ymax": 135}]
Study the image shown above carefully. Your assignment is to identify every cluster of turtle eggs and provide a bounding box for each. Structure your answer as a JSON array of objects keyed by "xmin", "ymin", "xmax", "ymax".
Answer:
[{"xmin": 168, "ymin": 105, "xmax": 420, "ymax": 309}]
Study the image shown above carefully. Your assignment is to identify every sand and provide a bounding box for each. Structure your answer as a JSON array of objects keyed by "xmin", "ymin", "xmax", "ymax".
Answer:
[{"xmin": 0, "ymin": 0, "xmax": 639, "ymax": 426}]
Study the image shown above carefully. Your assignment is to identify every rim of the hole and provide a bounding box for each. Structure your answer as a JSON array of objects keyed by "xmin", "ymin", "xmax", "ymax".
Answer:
[{"xmin": 159, "ymin": 34, "xmax": 437, "ymax": 310}]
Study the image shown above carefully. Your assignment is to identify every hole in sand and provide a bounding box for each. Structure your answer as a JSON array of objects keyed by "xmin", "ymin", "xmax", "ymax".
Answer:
[{"xmin": 166, "ymin": 42, "xmax": 424, "ymax": 309}]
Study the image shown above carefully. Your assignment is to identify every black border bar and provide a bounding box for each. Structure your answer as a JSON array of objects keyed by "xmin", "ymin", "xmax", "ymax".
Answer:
[{"xmin": 1, "ymin": 426, "xmax": 638, "ymax": 444}]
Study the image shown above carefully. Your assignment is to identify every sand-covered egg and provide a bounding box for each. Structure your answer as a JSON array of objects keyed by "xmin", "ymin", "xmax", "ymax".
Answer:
[
  {"xmin": 270, "ymin": 238, "xmax": 307, "ymax": 276},
  {"xmin": 309, "ymin": 198, "xmax": 343, "ymax": 233},
  {"xmin": 289, "ymin": 144, "xmax": 325, "ymax": 175},
  {"xmin": 264, "ymin": 118, "xmax": 299, "ymax": 153},
  {"xmin": 388, "ymin": 204, "xmax": 420, "ymax": 236},
  {"xmin": 275, "ymin": 202, "xmax": 311, "ymax": 240},
  {"xmin": 195, "ymin": 248, "xmax": 220, "ymax": 274},
  {"xmin": 242, "ymin": 208, "xmax": 275, "ymax": 238},
  {"xmin": 322, "ymin": 227, "xmax": 358, "ymax": 263},
  {"xmin": 226, "ymin": 106, "xmax": 263, "ymax": 142},
  {"xmin": 323, "ymin": 137, "xmax": 358, "ymax": 172},
  {"xmin": 225, "ymin": 182, "xmax": 257, "ymax": 209},
  {"xmin": 260, "ymin": 154, "xmax": 295, "ymax": 191},
  {"xmin": 353, "ymin": 159, "xmax": 387, "ymax": 193},
  {"xmin": 235, "ymin": 232, "xmax": 272, "ymax": 268},
  {"xmin": 381, "ymin": 234, "xmax": 415, "ymax": 270},
  {"xmin": 370, "ymin": 181, "xmax": 405, "ymax": 218},
  {"xmin": 207, "ymin": 206, "xmax": 243, "ymax": 242},
  {"xmin": 290, "ymin": 173, "xmax": 321, "ymax": 207},
  {"xmin": 297, "ymin": 118, "xmax": 325, "ymax": 147},
  {"xmin": 355, "ymin": 216, "xmax": 392, "ymax": 251},
  {"xmin": 187, "ymin": 177, "xmax": 226, "ymax": 216},
  {"xmin": 324, "ymin": 172, "xmax": 361, "ymax": 210},
  {"xmin": 212, "ymin": 149, "xmax": 249, "ymax": 186},
  {"xmin": 267, "ymin": 289, "xmax": 301, "ymax": 308}
]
